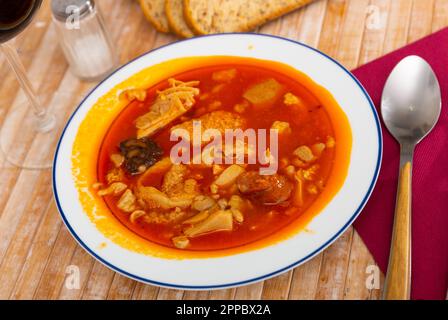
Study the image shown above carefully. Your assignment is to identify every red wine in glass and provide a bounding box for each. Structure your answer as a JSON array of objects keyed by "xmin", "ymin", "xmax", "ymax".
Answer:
[{"xmin": 0, "ymin": 0, "xmax": 43, "ymax": 43}]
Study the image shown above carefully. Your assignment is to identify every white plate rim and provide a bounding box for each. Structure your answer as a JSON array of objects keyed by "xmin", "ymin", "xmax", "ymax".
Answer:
[{"xmin": 52, "ymin": 33, "xmax": 383, "ymax": 290}]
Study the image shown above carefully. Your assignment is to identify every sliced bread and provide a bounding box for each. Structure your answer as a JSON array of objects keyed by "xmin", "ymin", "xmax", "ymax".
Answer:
[
  {"xmin": 140, "ymin": 0, "xmax": 170, "ymax": 33},
  {"xmin": 165, "ymin": 0, "xmax": 195, "ymax": 38},
  {"xmin": 184, "ymin": 0, "xmax": 314, "ymax": 34}
]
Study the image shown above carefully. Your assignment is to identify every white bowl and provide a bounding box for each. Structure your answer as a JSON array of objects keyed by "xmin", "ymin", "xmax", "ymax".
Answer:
[{"xmin": 53, "ymin": 34, "xmax": 382, "ymax": 289}]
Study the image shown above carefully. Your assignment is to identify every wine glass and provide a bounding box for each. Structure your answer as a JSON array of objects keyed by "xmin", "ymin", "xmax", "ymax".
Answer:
[{"xmin": 0, "ymin": 0, "xmax": 56, "ymax": 169}]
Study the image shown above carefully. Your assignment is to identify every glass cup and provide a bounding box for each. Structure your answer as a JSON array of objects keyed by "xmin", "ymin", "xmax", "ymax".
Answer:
[{"xmin": 0, "ymin": 0, "xmax": 57, "ymax": 169}]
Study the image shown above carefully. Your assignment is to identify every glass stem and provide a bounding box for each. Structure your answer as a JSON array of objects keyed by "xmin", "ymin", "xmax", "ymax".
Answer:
[{"xmin": 1, "ymin": 41, "xmax": 47, "ymax": 118}]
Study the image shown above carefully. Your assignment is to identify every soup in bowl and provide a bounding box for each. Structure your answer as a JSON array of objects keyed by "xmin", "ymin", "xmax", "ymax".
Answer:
[
  {"xmin": 54, "ymin": 34, "xmax": 381, "ymax": 288},
  {"xmin": 95, "ymin": 56, "xmax": 351, "ymax": 253}
]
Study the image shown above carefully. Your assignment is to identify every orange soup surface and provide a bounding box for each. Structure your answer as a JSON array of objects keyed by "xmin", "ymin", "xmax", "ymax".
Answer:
[{"xmin": 97, "ymin": 61, "xmax": 342, "ymax": 252}]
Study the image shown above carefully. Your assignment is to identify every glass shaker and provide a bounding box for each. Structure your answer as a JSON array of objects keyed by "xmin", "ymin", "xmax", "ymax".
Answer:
[{"xmin": 51, "ymin": 0, "xmax": 118, "ymax": 81}]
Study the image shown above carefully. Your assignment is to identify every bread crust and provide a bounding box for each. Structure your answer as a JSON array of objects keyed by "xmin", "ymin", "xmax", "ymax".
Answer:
[
  {"xmin": 183, "ymin": 0, "xmax": 314, "ymax": 34},
  {"xmin": 244, "ymin": 0, "xmax": 314, "ymax": 32},
  {"xmin": 166, "ymin": 0, "xmax": 195, "ymax": 38},
  {"xmin": 140, "ymin": 0, "xmax": 170, "ymax": 33},
  {"xmin": 183, "ymin": 0, "xmax": 208, "ymax": 35}
]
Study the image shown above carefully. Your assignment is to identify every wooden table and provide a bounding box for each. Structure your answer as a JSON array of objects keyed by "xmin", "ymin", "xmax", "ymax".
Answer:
[{"xmin": 0, "ymin": 0, "xmax": 445, "ymax": 300}]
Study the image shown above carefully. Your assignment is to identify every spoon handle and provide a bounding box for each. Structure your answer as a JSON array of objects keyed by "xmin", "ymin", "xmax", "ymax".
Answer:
[{"xmin": 383, "ymin": 146, "xmax": 413, "ymax": 300}]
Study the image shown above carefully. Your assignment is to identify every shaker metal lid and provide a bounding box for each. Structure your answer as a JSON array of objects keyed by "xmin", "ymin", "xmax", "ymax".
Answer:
[{"xmin": 51, "ymin": 0, "xmax": 94, "ymax": 21}]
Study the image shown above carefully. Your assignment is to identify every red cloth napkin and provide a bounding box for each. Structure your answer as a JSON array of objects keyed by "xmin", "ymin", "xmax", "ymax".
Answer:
[{"xmin": 352, "ymin": 27, "xmax": 448, "ymax": 300}]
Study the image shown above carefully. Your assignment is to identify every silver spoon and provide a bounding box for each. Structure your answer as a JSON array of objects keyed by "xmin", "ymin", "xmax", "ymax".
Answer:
[{"xmin": 381, "ymin": 55, "xmax": 441, "ymax": 300}]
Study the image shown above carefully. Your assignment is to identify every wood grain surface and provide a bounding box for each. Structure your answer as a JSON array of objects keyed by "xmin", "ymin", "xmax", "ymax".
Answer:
[{"xmin": 0, "ymin": 0, "xmax": 445, "ymax": 300}]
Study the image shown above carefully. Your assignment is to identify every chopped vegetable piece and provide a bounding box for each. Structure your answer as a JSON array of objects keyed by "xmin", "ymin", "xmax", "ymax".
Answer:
[
  {"xmin": 243, "ymin": 78, "xmax": 282, "ymax": 104},
  {"xmin": 137, "ymin": 186, "xmax": 192, "ymax": 210},
  {"xmin": 110, "ymin": 153, "xmax": 124, "ymax": 167},
  {"xmin": 184, "ymin": 210, "xmax": 233, "ymax": 237},
  {"xmin": 171, "ymin": 111, "xmax": 245, "ymax": 141},
  {"xmin": 135, "ymin": 79, "xmax": 200, "ymax": 138},
  {"xmin": 229, "ymin": 195, "xmax": 244, "ymax": 211},
  {"xmin": 142, "ymin": 209, "xmax": 186, "ymax": 224},
  {"xmin": 137, "ymin": 157, "xmax": 172, "ymax": 186},
  {"xmin": 233, "ymin": 100, "xmax": 250, "ymax": 113},
  {"xmin": 271, "ymin": 121, "xmax": 291, "ymax": 135},
  {"xmin": 285, "ymin": 165, "xmax": 296, "ymax": 178},
  {"xmin": 213, "ymin": 164, "xmax": 245, "ymax": 187},
  {"xmin": 217, "ymin": 198, "xmax": 228, "ymax": 210},
  {"xmin": 92, "ymin": 182, "xmax": 103, "ymax": 190},
  {"xmin": 291, "ymin": 157, "xmax": 306, "ymax": 168},
  {"xmin": 293, "ymin": 145, "xmax": 314, "ymax": 162},
  {"xmin": 191, "ymin": 195, "xmax": 216, "ymax": 211},
  {"xmin": 210, "ymin": 183, "xmax": 218, "ymax": 194},
  {"xmin": 302, "ymin": 165, "xmax": 320, "ymax": 181},
  {"xmin": 106, "ymin": 167, "xmax": 124, "ymax": 184},
  {"xmin": 293, "ymin": 172, "xmax": 304, "ymax": 206},
  {"xmin": 183, "ymin": 210, "xmax": 210, "ymax": 224},
  {"xmin": 307, "ymin": 184, "xmax": 318, "ymax": 194},
  {"xmin": 97, "ymin": 182, "xmax": 127, "ymax": 196},
  {"xmin": 161, "ymin": 164, "xmax": 188, "ymax": 194},
  {"xmin": 211, "ymin": 84, "xmax": 225, "ymax": 93},
  {"xmin": 231, "ymin": 209, "xmax": 244, "ymax": 223},
  {"xmin": 183, "ymin": 179, "xmax": 199, "ymax": 196},
  {"xmin": 130, "ymin": 210, "xmax": 146, "ymax": 223},
  {"xmin": 120, "ymin": 88, "xmax": 147, "ymax": 102},
  {"xmin": 326, "ymin": 136, "xmax": 336, "ymax": 148},
  {"xmin": 311, "ymin": 143, "xmax": 326, "ymax": 157},
  {"xmin": 117, "ymin": 189, "xmax": 137, "ymax": 212},
  {"xmin": 279, "ymin": 157, "xmax": 289, "ymax": 169},
  {"xmin": 212, "ymin": 68, "xmax": 237, "ymax": 82},
  {"xmin": 172, "ymin": 236, "xmax": 190, "ymax": 249},
  {"xmin": 283, "ymin": 92, "xmax": 300, "ymax": 106},
  {"xmin": 212, "ymin": 164, "xmax": 224, "ymax": 175}
]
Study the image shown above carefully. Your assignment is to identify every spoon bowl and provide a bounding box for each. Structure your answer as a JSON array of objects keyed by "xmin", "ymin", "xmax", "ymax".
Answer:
[{"xmin": 382, "ymin": 55, "xmax": 441, "ymax": 144}]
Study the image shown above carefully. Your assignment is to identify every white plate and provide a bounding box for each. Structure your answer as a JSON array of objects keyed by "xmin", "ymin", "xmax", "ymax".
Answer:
[{"xmin": 53, "ymin": 34, "xmax": 382, "ymax": 289}]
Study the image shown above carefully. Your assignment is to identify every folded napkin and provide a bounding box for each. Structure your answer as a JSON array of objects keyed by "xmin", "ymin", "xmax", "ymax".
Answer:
[{"xmin": 352, "ymin": 27, "xmax": 448, "ymax": 300}]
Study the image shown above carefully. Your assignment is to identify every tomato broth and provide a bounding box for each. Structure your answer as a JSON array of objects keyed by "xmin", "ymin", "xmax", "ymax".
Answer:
[{"xmin": 97, "ymin": 62, "xmax": 339, "ymax": 251}]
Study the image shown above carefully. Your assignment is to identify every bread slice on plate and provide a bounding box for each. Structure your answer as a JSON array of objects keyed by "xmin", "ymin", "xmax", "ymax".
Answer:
[
  {"xmin": 184, "ymin": 0, "xmax": 314, "ymax": 34},
  {"xmin": 140, "ymin": 0, "xmax": 170, "ymax": 33},
  {"xmin": 166, "ymin": 0, "xmax": 195, "ymax": 38}
]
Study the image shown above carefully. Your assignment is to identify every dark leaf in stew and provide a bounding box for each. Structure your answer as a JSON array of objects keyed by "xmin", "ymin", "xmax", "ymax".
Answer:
[{"xmin": 119, "ymin": 137, "xmax": 163, "ymax": 175}]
